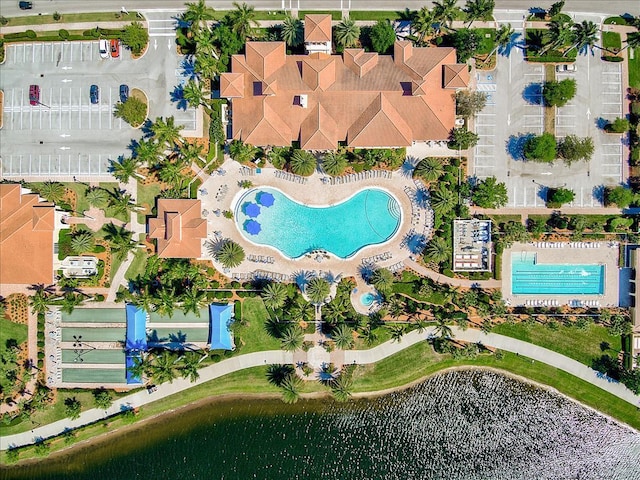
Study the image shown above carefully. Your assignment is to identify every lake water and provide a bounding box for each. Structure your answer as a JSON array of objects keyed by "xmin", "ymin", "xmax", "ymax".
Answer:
[{"xmin": 3, "ymin": 370, "xmax": 640, "ymax": 480}]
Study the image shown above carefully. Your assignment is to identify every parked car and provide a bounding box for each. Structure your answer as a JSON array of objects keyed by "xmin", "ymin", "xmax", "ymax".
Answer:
[
  {"xmin": 19, "ymin": 1, "xmax": 33, "ymax": 10},
  {"xmin": 110, "ymin": 39, "xmax": 120, "ymax": 58},
  {"xmin": 90, "ymin": 85, "xmax": 99, "ymax": 104},
  {"xmin": 119, "ymin": 84, "xmax": 129, "ymax": 103},
  {"xmin": 29, "ymin": 85, "xmax": 40, "ymax": 106},
  {"xmin": 556, "ymin": 64, "xmax": 576, "ymax": 73},
  {"xmin": 99, "ymin": 39, "xmax": 109, "ymax": 59}
]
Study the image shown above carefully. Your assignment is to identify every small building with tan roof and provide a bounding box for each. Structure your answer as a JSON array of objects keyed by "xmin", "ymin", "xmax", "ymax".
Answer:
[
  {"xmin": 219, "ymin": 14, "xmax": 469, "ymax": 150},
  {"xmin": 0, "ymin": 184, "xmax": 57, "ymax": 285},
  {"xmin": 148, "ymin": 199, "xmax": 207, "ymax": 258}
]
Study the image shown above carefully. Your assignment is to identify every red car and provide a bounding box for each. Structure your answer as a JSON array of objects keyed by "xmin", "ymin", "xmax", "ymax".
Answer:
[
  {"xmin": 110, "ymin": 39, "xmax": 120, "ymax": 58},
  {"xmin": 29, "ymin": 85, "xmax": 40, "ymax": 106}
]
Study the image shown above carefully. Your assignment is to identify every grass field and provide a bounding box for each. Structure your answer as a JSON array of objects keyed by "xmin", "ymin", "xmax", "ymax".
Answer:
[
  {"xmin": 601, "ymin": 31, "xmax": 622, "ymax": 51},
  {"xmin": 492, "ymin": 322, "xmax": 620, "ymax": 366},
  {"xmin": 2, "ymin": 12, "xmax": 139, "ymax": 26},
  {"xmin": 298, "ymin": 10, "xmax": 342, "ymax": 20},
  {"xmin": 349, "ymin": 11, "xmax": 404, "ymax": 21},
  {"xmin": 234, "ymin": 297, "xmax": 281, "ymax": 353},
  {"xmin": 124, "ymin": 249, "xmax": 148, "ymax": 281},
  {"xmin": 0, "ymin": 318, "xmax": 28, "ymax": 347},
  {"xmin": 136, "ymin": 182, "xmax": 161, "ymax": 224}
]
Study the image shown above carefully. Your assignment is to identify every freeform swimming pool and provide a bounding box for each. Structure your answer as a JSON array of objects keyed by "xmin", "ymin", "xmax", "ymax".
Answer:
[
  {"xmin": 235, "ymin": 187, "xmax": 401, "ymax": 259},
  {"xmin": 511, "ymin": 253, "xmax": 604, "ymax": 295}
]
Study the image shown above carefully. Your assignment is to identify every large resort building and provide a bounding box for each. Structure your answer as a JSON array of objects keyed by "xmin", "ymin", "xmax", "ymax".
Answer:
[{"xmin": 220, "ymin": 14, "xmax": 469, "ymax": 149}]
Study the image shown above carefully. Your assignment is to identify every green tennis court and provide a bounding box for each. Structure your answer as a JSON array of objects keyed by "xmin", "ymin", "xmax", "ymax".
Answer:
[
  {"xmin": 61, "ymin": 349, "xmax": 126, "ymax": 364},
  {"xmin": 148, "ymin": 309, "xmax": 209, "ymax": 324},
  {"xmin": 62, "ymin": 367, "xmax": 126, "ymax": 383},
  {"xmin": 62, "ymin": 308, "xmax": 125, "ymax": 324},
  {"xmin": 147, "ymin": 328, "xmax": 210, "ymax": 343},
  {"xmin": 62, "ymin": 327, "xmax": 125, "ymax": 342}
]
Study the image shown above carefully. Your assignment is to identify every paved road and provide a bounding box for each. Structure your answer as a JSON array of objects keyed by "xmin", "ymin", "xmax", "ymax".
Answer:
[
  {"xmin": 0, "ymin": 1, "xmax": 637, "ymax": 17},
  {"xmin": 3, "ymin": 326, "xmax": 638, "ymax": 450}
]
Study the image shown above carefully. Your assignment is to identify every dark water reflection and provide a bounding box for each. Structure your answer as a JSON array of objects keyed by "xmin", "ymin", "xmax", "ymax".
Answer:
[{"xmin": 3, "ymin": 370, "xmax": 640, "ymax": 480}]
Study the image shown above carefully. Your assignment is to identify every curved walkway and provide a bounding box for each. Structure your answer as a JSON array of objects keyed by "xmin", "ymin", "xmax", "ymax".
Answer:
[
  {"xmin": 404, "ymin": 259, "xmax": 502, "ymax": 289},
  {"xmin": 3, "ymin": 327, "xmax": 638, "ymax": 450}
]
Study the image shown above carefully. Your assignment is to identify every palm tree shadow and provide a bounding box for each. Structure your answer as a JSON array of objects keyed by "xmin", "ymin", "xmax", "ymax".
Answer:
[
  {"xmin": 140, "ymin": 119, "xmax": 155, "ymax": 139},
  {"xmin": 293, "ymin": 270, "xmax": 314, "ymax": 290},
  {"xmin": 414, "ymin": 187, "xmax": 430, "ymax": 208},
  {"xmin": 358, "ymin": 263, "xmax": 376, "ymax": 282},
  {"xmin": 405, "ymin": 232, "xmax": 427, "ymax": 254},
  {"xmin": 506, "ymin": 133, "xmax": 534, "ymax": 161},
  {"xmin": 500, "ymin": 32, "xmax": 524, "ymax": 56},
  {"xmin": 170, "ymin": 85, "xmax": 188, "ymax": 111},
  {"xmin": 180, "ymin": 56, "xmax": 198, "ymax": 81},
  {"xmin": 401, "ymin": 157, "xmax": 419, "ymax": 177}
]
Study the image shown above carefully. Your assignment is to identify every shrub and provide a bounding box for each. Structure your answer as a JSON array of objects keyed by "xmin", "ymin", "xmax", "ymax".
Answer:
[
  {"xmin": 606, "ymin": 117, "xmax": 630, "ymax": 133},
  {"xmin": 113, "ymin": 96, "xmax": 147, "ymax": 127},
  {"xmin": 547, "ymin": 187, "xmax": 575, "ymax": 207},
  {"xmin": 448, "ymin": 127, "xmax": 479, "ymax": 150},
  {"xmin": 122, "ymin": 22, "xmax": 148, "ymax": 55},
  {"xmin": 26, "ymin": 30, "xmax": 37, "ymax": 39},
  {"xmin": 369, "ymin": 20, "xmax": 396, "ymax": 53},
  {"xmin": 543, "ymin": 79, "xmax": 577, "ymax": 107},
  {"xmin": 523, "ymin": 133, "xmax": 557, "ymax": 162},
  {"xmin": 53, "ymin": 11, "xmax": 61, "ymax": 21},
  {"xmin": 605, "ymin": 186, "xmax": 634, "ymax": 208},
  {"xmin": 601, "ymin": 55, "xmax": 623, "ymax": 62},
  {"xmin": 1, "ymin": 16, "xmax": 9, "ymax": 26},
  {"xmin": 58, "ymin": 29, "xmax": 70, "ymax": 40}
]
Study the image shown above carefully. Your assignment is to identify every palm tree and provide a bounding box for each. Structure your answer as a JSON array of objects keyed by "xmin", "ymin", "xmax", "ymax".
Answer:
[
  {"xmin": 37, "ymin": 181, "xmax": 66, "ymax": 204},
  {"xmin": 387, "ymin": 296, "xmax": 405, "ymax": 320},
  {"xmin": 413, "ymin": 7, "xmax": 436, "ymax": 44},
  {"xmin": 183, "ymin": 79, "xmax": 210, "ymax": 109},
  {"xmin": 151, "ymin": 116, "xmax": 184, "ymax": 148},
  {"xmin": 108, "ymin": 190, "xmax": 139, "ymax": 217},
  {"xmin": 216, "ymin": 239, "xmax": 245, "ymax": 268},
  {"xmin": 415, "ymin": 157, "xmax": 444, "ymax": 183},
  {"xmin": 280, "ymin": 325, "xmax": 304, "ymax": 352},
  {"xmin": 156, "ymin": 158, "xmax": 189, "ymax": 189},
  {"xmin": 29, "ymin": 289, "xmax": 50, "ymax": 315},
  {"xmin": 305, "ymin": 277, "xmax": 330, "ymax": 304},
  {"xmin": 332, "ymin": 323, "xmax": 354, "ymax": 350},
  {"xmin": 485, "ymin": 23, "xmax": 515, "ymax": 62},
  {"xmin": 281, "ymin": 14, "xmax": 304, "ymax": 47},
  {"xmin": 425, "ymin": 236, "xmax": 450, "ymax": 264},
  {"xmin": 227, "ymin": 2, "xmax": 259, "ymax": 41},
  {"xmin": 390, "ymin": 324, "xmax": 405, "ymax": 343},
  {"xmin": 564, "ymin": 20, "xmax": 598, "ymax": 56},
  {"xmin": 155, "ymin": 288, "xmax": 176, "ymax": 318},
  {"xmin": 182, "ymin": 286, "xmax": 205, "ymax": 316},
  {"xmin": 70, "ymin": 232, "xmax": 94, "ymax": 254},
  {"xmin": 542, "ymin": 18, "xmax": 575, "ymax": 54},
  {"xmin": 334, "ymin": 17, "xmax": 360, "ymax": 48},
  {"xmin": 182, "ymin": 0, "xmax": 216, "ymax": 34},
  {"xmin": 261, "ymin": 283, "xmax": 288, "ymax": 310},
  {"xmin": 290, "ymin": 299, "xmax": 314, "ymax": 322},
  {"xmin": 430, "ymin": 184, "xmax": 457, "ymax": 215},
  {"xmin": 193, "ymin": 27, "xmax": 217, "ymax": 58},
  {"xmin": 228, "ymin": 140, "xmax": 259, "ymax": 164},
  {"xmin": 103, "ymin": 223, "xmax": 137, "ymax": 260},
  {"xmin": 266, "ymin": 364, "xmax": 295, "ymax": 386},
  {"xmin": 370, "ymin": 268, "xmax": 394, "ymax": 294},
  {"xmin": 434, "ymin": 317, "xmax": 454, "ymax": 339},
  {"xmin": 134, "ymin": 138, "xmax": 161, "ymax": 166},
  {"xmin": 622, "ymin": 31, "xmax": 640, "ymax": 51},
  {"xmin": 463, "ymin": 0, "xmax": 494, "ymax": 27},
  {"xmin": 280, "ymin": 374, "xmax": 302, "ymax": 404},
  {"xmin": 331, "ymin": 373, "xmax": 353, "ymax": 402},
  {"xmin": 109, "ymin": 156, "xmax": 142, "ymax": 184},
  {"xmin": 321, "ymin": 151, "xmax": 348, "ymax": 176},
  {"xmin": 289, "ymin": 150, "xmax": 316, "ymax": 177},
  {"xmin": 180, "ymin": 352, "xmax": 201, "ymax": 382},
  {"xmin": 180, "ymin": 141, "xmax": 205, "ymax": 167},
  {"xmin": 194, "ymin": 50, "xmax": 220, "ymax": 78},
  {"xmin": 61, "ymin": 292, "xmax": 83, "ymax": 314},
  {"xmin": 152, "ymin": 351, "xmax": 178, "ymax": 384},
  {"xmin": 361, "ymin": 324, "xmax": 378, "ymax": 346},
  {"xmin": 84, "ymin": 186, "xmax": 108, "ymax": 209},
  {"xmin": 432, "ymin": 0, "xmax": 458, "ymax": 30}
]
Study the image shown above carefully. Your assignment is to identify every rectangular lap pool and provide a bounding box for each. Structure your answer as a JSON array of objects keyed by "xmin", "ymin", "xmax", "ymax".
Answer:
[{"xmin": 511, "ymin": 253, "xmax": 604, "ymax": 295}]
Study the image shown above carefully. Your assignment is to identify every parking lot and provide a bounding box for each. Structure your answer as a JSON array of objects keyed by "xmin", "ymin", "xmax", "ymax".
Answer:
[
  {"xmin": 0, "ymin": 34, "xmax": 196, "ymax": 181},
  {"xmin": 473, "ymin": 34, "xmax": 625, "ymax": 208}
]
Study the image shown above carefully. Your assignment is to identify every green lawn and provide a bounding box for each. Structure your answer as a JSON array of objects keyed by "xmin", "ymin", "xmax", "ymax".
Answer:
[
  {"xmin": 124, "ymin": 249, "xmax": 148, "ymax": 281},
  {"xmin": 136, "ymin": 182, "xmax": 161, "ymax": 224},
  {"xmin": 473, "ymin": 28, "xmax": 496, "ymax": 56},
  {"xmin": 0, "ymin": 318, "xmax": 28, "ymax": 347},
  {"xmin": 234, "ymin": 297, "xmax": 281, "ymax": 353},
  {"xmin": 630, "ymin": 48, "xmax": 640, "ymax": 89},
  {"xmin": 604, "ymin": 16, "xmax": 633, "ymax": 25},
  {"xmin": 601, "ymin": 31, "xmax": 622, "ymax": 51},
  {"xmin": 2, "ymin": 12, "xmax": 139, "ymax": 27},
  {"xmin": 349, "ymin": 11, "xmax": 404, "ymax": 21},
  {"xmin": 492, "ymin": 322, "xmax": 620, "ymax": 366},
  {"xmin": 298, "ymin": 10, "xmax": 342, "ymax": 20}
]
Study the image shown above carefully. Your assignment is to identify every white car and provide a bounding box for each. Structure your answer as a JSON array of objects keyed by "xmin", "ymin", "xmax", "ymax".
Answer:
[
  {"xmin": 556, "ymin": 64, "xmax": 576, "ymax": 73},
  {"xmin": 99, "ymin": 39, "xmax": 109, "ymax": 59}
]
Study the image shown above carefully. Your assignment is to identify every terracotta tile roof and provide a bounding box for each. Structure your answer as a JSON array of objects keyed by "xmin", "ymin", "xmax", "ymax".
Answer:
[
  {"xmin": 220, "ymin": 72, "xmax": 245, "ymax": 98},
  {"xmin": 245, "ymin": 42, "xmax": 285, "ymax": 80},
  {"xmin": 443, "ymin": 64, "xmax": 470, "ymax": 89},
  {"xmin": 148, "ymin": 199, "xmax": 207, "ymax": 258},
  {"xmin": 0, "ymin": 184, "xmax": 55, "ymax": 285},
  {"xmin": 304, "ymin": 14, "xmax": 332, "ymax": 43},
  {"xmin": 223, "ymin": 40, "xmax": 467, "ymax": 149}
]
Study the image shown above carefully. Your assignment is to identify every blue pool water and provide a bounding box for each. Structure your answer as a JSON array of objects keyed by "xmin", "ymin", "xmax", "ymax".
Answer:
[
  {"xmin": 511, "ymin": 253, "xmax": 604, "ymax": 295},
  {"xmin": 235, "ymin": 187, "xmax": 401, "ymax": 259},
  {"xmin": 360, "ymin": 293, "xmax": 376, "ymax": 306}
]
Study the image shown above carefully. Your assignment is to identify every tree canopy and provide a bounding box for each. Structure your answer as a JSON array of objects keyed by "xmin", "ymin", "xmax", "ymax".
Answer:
[
  {"xmin": 523, "ymin": 133, "xmax": 557, "ymax": 162},
  {"xmin": 369, "ymin": 20, "xmax": 396, "ymax": 53},
  {"xmin": 605, "ymin": 186, "xmax": 634, "ymax": 208},
  {"xmin": 455, "ymin": 90, "xmax": 487, "ymax": 117},
  {"xmin": 547, "ymin": 187, "xmax": 575, "ymax": 207},
  {"xmin": 113, "ymin": 96, "xmax": 147, "ymax": 127},
  {"xmin": 557, "ymin": 135, "xmax": 594, "ymax": 164},
  {"xmin": 472, "ymin": 176, "xmax": 508, "ymax": 208},
  {"xmin": 122, "ymin": 22, "xmax": 149, "ymax": 56},
  {"xmin": 543, "ymin": 79, "xmax": 577, "ymax": 107}
]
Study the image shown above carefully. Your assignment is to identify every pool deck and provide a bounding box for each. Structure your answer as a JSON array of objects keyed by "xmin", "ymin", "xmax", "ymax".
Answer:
[
  {"xmin": 199, "ymin": 159, "xmax": 432, "ymax": 303},
  {"xmin": 502, "ymin": 242, "xmax": 620, "ymax": 308}
]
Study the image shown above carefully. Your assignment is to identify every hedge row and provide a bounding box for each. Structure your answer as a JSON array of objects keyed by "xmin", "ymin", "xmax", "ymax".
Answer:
[{"xmin": 602, "ymin": 55, "xmax": 624, "ymax": 62}]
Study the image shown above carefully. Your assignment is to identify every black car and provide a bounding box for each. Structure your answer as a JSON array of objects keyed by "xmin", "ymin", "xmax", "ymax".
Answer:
[
  {"xmin": 19, "ymin": 1, "xmax": 33, "ymax": 9},
  {"xmin": 119, "ymin": 84, "xmax": 129, "ymax": 103}
]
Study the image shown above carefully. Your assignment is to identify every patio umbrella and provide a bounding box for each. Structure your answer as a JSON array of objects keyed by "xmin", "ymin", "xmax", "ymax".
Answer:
[
  {"xmin": 257, "ymin": 191, "xmax": 275, "ymax": 207},
  {"xmin": 243, "ymin": 202, "xmax": 261, "ymax": 218},
  {"xmin": 244, "ymin": 219, "xmax": 261, "ymax": 235}
]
